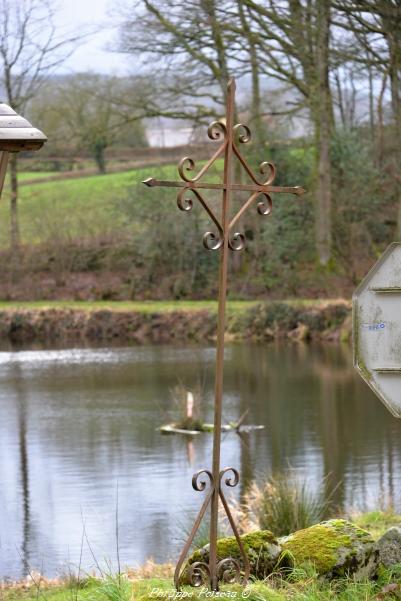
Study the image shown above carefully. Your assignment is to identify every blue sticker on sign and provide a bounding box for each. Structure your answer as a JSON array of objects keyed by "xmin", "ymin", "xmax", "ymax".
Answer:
[{"xmin": 362, "ymin": 322, "xmax": 386, "ymax": 331}]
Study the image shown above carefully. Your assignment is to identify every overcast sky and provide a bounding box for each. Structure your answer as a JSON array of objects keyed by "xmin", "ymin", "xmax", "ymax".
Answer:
[{"xmin": 54, "ymin": 0, "xmax": 130, "ymax": 75}]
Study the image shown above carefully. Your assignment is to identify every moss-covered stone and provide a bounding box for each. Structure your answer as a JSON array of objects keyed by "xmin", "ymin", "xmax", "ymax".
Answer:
[
  {"xmin": 184, "ymin": 520, "xmax": 382, "ymax": 585},
  {"xmin": 279, "ymin": 519, "xmax": 379, "ymax": 580},
  {"xmin": 187, "ymin": 530, "xmax": 282, "ymax": 580},
  {"xmin": 376, "ymin": 527, "xmax": 401, "ymax": 568}
]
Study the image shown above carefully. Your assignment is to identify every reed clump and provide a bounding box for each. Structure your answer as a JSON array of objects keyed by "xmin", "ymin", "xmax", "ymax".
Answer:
[
  {"xmin": 228, "ymin": 473, "xmax": 335, "ymax": 537},
  {"xmin": 171, "ymin": 381, "xmax": 204, "ymax": 431}
]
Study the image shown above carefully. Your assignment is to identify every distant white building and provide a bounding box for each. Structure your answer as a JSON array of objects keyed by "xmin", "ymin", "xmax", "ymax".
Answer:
[{"xmin": 146, "ymin": 117, "xmax": 194, "ymax": 147}]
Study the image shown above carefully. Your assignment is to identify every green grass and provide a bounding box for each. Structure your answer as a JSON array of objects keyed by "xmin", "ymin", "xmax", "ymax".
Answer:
[
  {"xmin": 2, "ymin": 166, "xmax": 157, "ymax": 246},
  {"xmin": 0, "ymin": 299, "xmax": 257, "ymax": 321},
  {"xmin": 0, "ymin": 299, "xmax": 346, "ymax": 313},
  {"xmin": 0, "ymin": 160, "xmax": 226, "ymax": 248},
  {"xmin": 17, "ymin": 172, "xmax": 55, "ymax": 182},
  {"xmin": 4, "ymin": 569, "xmax": 401, "ymax": 601},
  {"xmin": 353, "ymin": 510, "xmax": 401, "ymax": 540},
  {"xmin": 0, "ymin": 164, "xmax": 180, "ymax": 247},
  {"xmin": 0, "ymin": 300, "xmax": 247, "ymax": 312}
]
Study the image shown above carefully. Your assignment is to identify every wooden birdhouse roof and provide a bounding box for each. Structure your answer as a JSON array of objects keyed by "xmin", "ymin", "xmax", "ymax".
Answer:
[{"xmin": 0, "ymin": 103, "xmax": 47, "ymax": 152}]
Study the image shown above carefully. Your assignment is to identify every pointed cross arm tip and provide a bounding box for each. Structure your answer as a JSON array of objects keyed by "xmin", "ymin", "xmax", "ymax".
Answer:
[
  {"xmin": 294, "ymin": 186, "xmax": 306, "ymax": 196},
  {"xmin": 143, "ymin": 177, "xmax": 181, "ymax": 188}
]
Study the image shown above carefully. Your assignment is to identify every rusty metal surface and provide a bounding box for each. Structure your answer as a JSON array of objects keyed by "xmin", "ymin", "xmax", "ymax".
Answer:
[{"xmin": 143, "ymin": 77, "xmax": 305, "ymax": 590}]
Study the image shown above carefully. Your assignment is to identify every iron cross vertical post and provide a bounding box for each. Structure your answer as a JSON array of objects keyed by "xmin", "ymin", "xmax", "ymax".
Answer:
[
  {"xmin": 209, "ymin": 76, "xmax": 235, "ymax": 592},
  {"xmin": 143, "ymin": 78, "xmax": 305, "ymax": 591}
]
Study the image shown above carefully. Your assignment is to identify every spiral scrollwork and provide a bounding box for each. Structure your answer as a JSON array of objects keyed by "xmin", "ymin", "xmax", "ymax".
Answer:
[
  {"xmin": 233, "ymin": 123, "xmax": 251, "ymax": 144},
  {"xmin": 256, "ymin": 192, "xmax": 273, "ymax": 216},
  {"xmin": 177, "ymin": 188, "xmax": 224, "ymax": 250},
  {"xmin": 192, "ymin": 469, "xmax": 214, "ymax": 492},
  {"xmin": 228, "ymin": 233, "xmax": 246, "ymax": 252},
  {"xmin": 207, "ymin": 120, "xmax": 227, "ymax": 141},
  {"xmin": 217, "ymin": 558, "xmax": 242, "ymax": 584},
  {"xmin": 177, "ymin": 188, "xmax": 194, "ymax": 211},
  {"xmin": 187, "ymin": 562, "xmax": 211, "ymax": 587},
  {"xmin": 219, "ymin": 467, "xmax": 240, "ymax": 488},
  {"xmin": 259, "ymin": 161, "xmax": 276, "ymax": 186},
  {"xmin": 178, "ymin": 157, "xmax": 197, "ymax": 183},
  {"xmin": 203, "ymin": 231, "xmax": 224, "ymax": 251}
]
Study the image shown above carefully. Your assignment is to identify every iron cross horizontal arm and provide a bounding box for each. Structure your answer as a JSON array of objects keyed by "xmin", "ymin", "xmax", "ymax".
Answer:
[{"xmin": 143, "ymin": 78, "xmax": 305, "ymax": 592}]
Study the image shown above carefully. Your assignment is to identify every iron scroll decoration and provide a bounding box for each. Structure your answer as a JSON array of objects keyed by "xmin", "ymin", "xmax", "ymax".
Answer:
[
  {"xmin": 144, "ymin": 109, "xmax": 304, "ymax": 253},
  {"xmin": 143, "ymin": 78, "xmax": 305, "ymax": 591}
]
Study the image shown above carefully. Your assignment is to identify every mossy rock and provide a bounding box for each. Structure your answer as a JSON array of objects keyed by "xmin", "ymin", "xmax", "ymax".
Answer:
[
  {"xmin": 376, "ymin": 527, "xmax": 401, "ymax": 568},
  {"xmin": 279, "ymin": 519, "xmax": 379, "ymax": 580},
  {"xmin": 186, "ymin": 530, "xmax": 282, "ymax": 580}
]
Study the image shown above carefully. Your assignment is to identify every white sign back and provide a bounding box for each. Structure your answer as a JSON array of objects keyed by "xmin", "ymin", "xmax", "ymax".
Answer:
[{"xmin": 353, "ymin": 242, "xmax": 401, "ymax": 417}]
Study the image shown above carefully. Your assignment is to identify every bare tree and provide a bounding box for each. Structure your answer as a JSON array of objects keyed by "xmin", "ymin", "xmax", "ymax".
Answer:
[
  {"xmin": 33, "ymin": 74, "xmax": 148, "ymax": 174},
  {"xmin": 334, "ymin": 0, "xmax": 401, "ymax": 233},
  {"xmin": 234, "ymin": 1, "xmax": 334, "ymax": 266},
  {"xmin": 232, "ymin": 0, "xmax": 267, "ymax": 148},
  {"xmin": 0, "ymin": 0, "xmax": 88, "ymax": 253},
  {"xmin": 117, "ymin": 0, "xmax": 244, "ymax": 120},
  {"xmin": 117, "ymin": 0, "xmax": 397, "ymax": 268}
]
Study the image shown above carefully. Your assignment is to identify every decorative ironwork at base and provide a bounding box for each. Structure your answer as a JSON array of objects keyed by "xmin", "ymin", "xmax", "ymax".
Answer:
[{"xmin": 174, "ymin": 467, "xmax": 250, "ymax": 591}]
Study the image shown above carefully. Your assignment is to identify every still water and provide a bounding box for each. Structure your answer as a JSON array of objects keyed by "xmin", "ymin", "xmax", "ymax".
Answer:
[{"xmin": 0, "ymin": 342, "xmax": 400, "ymax": 580}]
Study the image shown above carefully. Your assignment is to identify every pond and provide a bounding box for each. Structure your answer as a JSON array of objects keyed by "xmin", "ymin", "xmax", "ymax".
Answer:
[{"xmin": 0, "ymin": 342, "xmax": 400, "ymax": 580}]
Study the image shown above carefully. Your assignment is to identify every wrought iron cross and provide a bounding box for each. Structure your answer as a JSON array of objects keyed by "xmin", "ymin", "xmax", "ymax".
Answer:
[{"xmin": 143, "ymin": 78, "xmax": 305, "ymax": 591}]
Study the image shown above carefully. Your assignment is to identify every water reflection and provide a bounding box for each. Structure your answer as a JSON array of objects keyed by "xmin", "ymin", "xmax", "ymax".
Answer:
[
  {"xmin": 15, "ymin": 363, "xmax": 31, "ymax": 575},
  {"xmin": 0, "ymin": 342, "xmax": 401, "ymax": 579}
]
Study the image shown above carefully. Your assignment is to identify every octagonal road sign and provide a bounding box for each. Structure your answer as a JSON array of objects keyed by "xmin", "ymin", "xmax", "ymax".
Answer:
[{"xmin": 353, "ymin": 242, "xmax": 401, "ymax": 417}]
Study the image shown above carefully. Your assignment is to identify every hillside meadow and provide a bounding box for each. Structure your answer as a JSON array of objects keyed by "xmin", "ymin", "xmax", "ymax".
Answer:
[
  {"xmin": 1, "ymin": 165, "xmax": 177, "ymax": 247},
  {"xmin": 0, "ymin": 137, "xmax": 391, "ymax": 301}
]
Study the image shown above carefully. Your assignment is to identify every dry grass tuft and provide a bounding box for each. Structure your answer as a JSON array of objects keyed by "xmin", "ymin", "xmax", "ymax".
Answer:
[
  {"xmin": 225, "ymin": 474, "xmax": 335, "ymax": 537},
  {"xmin": 126, "ymin": 560, "xmax": 174, "ymax": 581}
]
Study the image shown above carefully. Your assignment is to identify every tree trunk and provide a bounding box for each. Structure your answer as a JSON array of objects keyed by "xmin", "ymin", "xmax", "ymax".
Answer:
[
  {"xmin": 203, "ymin": 0, "xmax": 230, "ymax": 102},
  {"xmin": 368, "ymin": 60, "xmax": 375, "ymax": 141},
  {"xmin": 238, "ymin": 2, "xmax": 265, "ymax": 148},
  {"xmin": 93, "ymin": 141, "xmax": 107, "ymax": 174},
  {"xmin": 334, "ymin": 70, "xmax": 346, "ymax": 129},
  {"xmin": 376, "ymin": 71, "xmax": 387, "ymax": 168},
  {"xmin": 249, "ymin": 34, "xmax": 265, "ymax": 149},
  {"xmin": 0, "ymin": 151, "xmax": 9, "ymax": 197},
  {"xmin": 388, "ymin": 36, "xmax": 401, "ymax": 239},
  {"xmin": 315, "ymin": 116, "xmax": 332, "ymax": 266},
  {"xmin": 9, "ymin": 153, "xmax": 20, "ymax": 252},
  {"xmin": 314, "ymin": 0, "xmax": 333, "ymax": 266}
]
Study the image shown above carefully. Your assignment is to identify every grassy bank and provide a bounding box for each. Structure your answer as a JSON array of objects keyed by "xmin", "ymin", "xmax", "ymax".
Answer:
[
  {"xmin": 0, "ymin": 299, "xmax": 343, "ymax": 313},
  {"xmin": 2, "ymin": 511, "xmax": 401, "ymax": 601},
  {"xmin": 0, "ymin": 300, "xmax": 257, "ymax": 312},
  {"xmin": 0, "ymin": 299, "xmax": 351, "ymax": 343},
  {"xmin": 5, "ymin": 576, "xmax": 401, "ymax": 601}
]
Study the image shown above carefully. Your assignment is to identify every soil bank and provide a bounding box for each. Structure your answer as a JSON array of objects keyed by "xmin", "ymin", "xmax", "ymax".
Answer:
[{"xmin": 0, "ymin": 300, "xmax": 352, "ymax": 344}]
